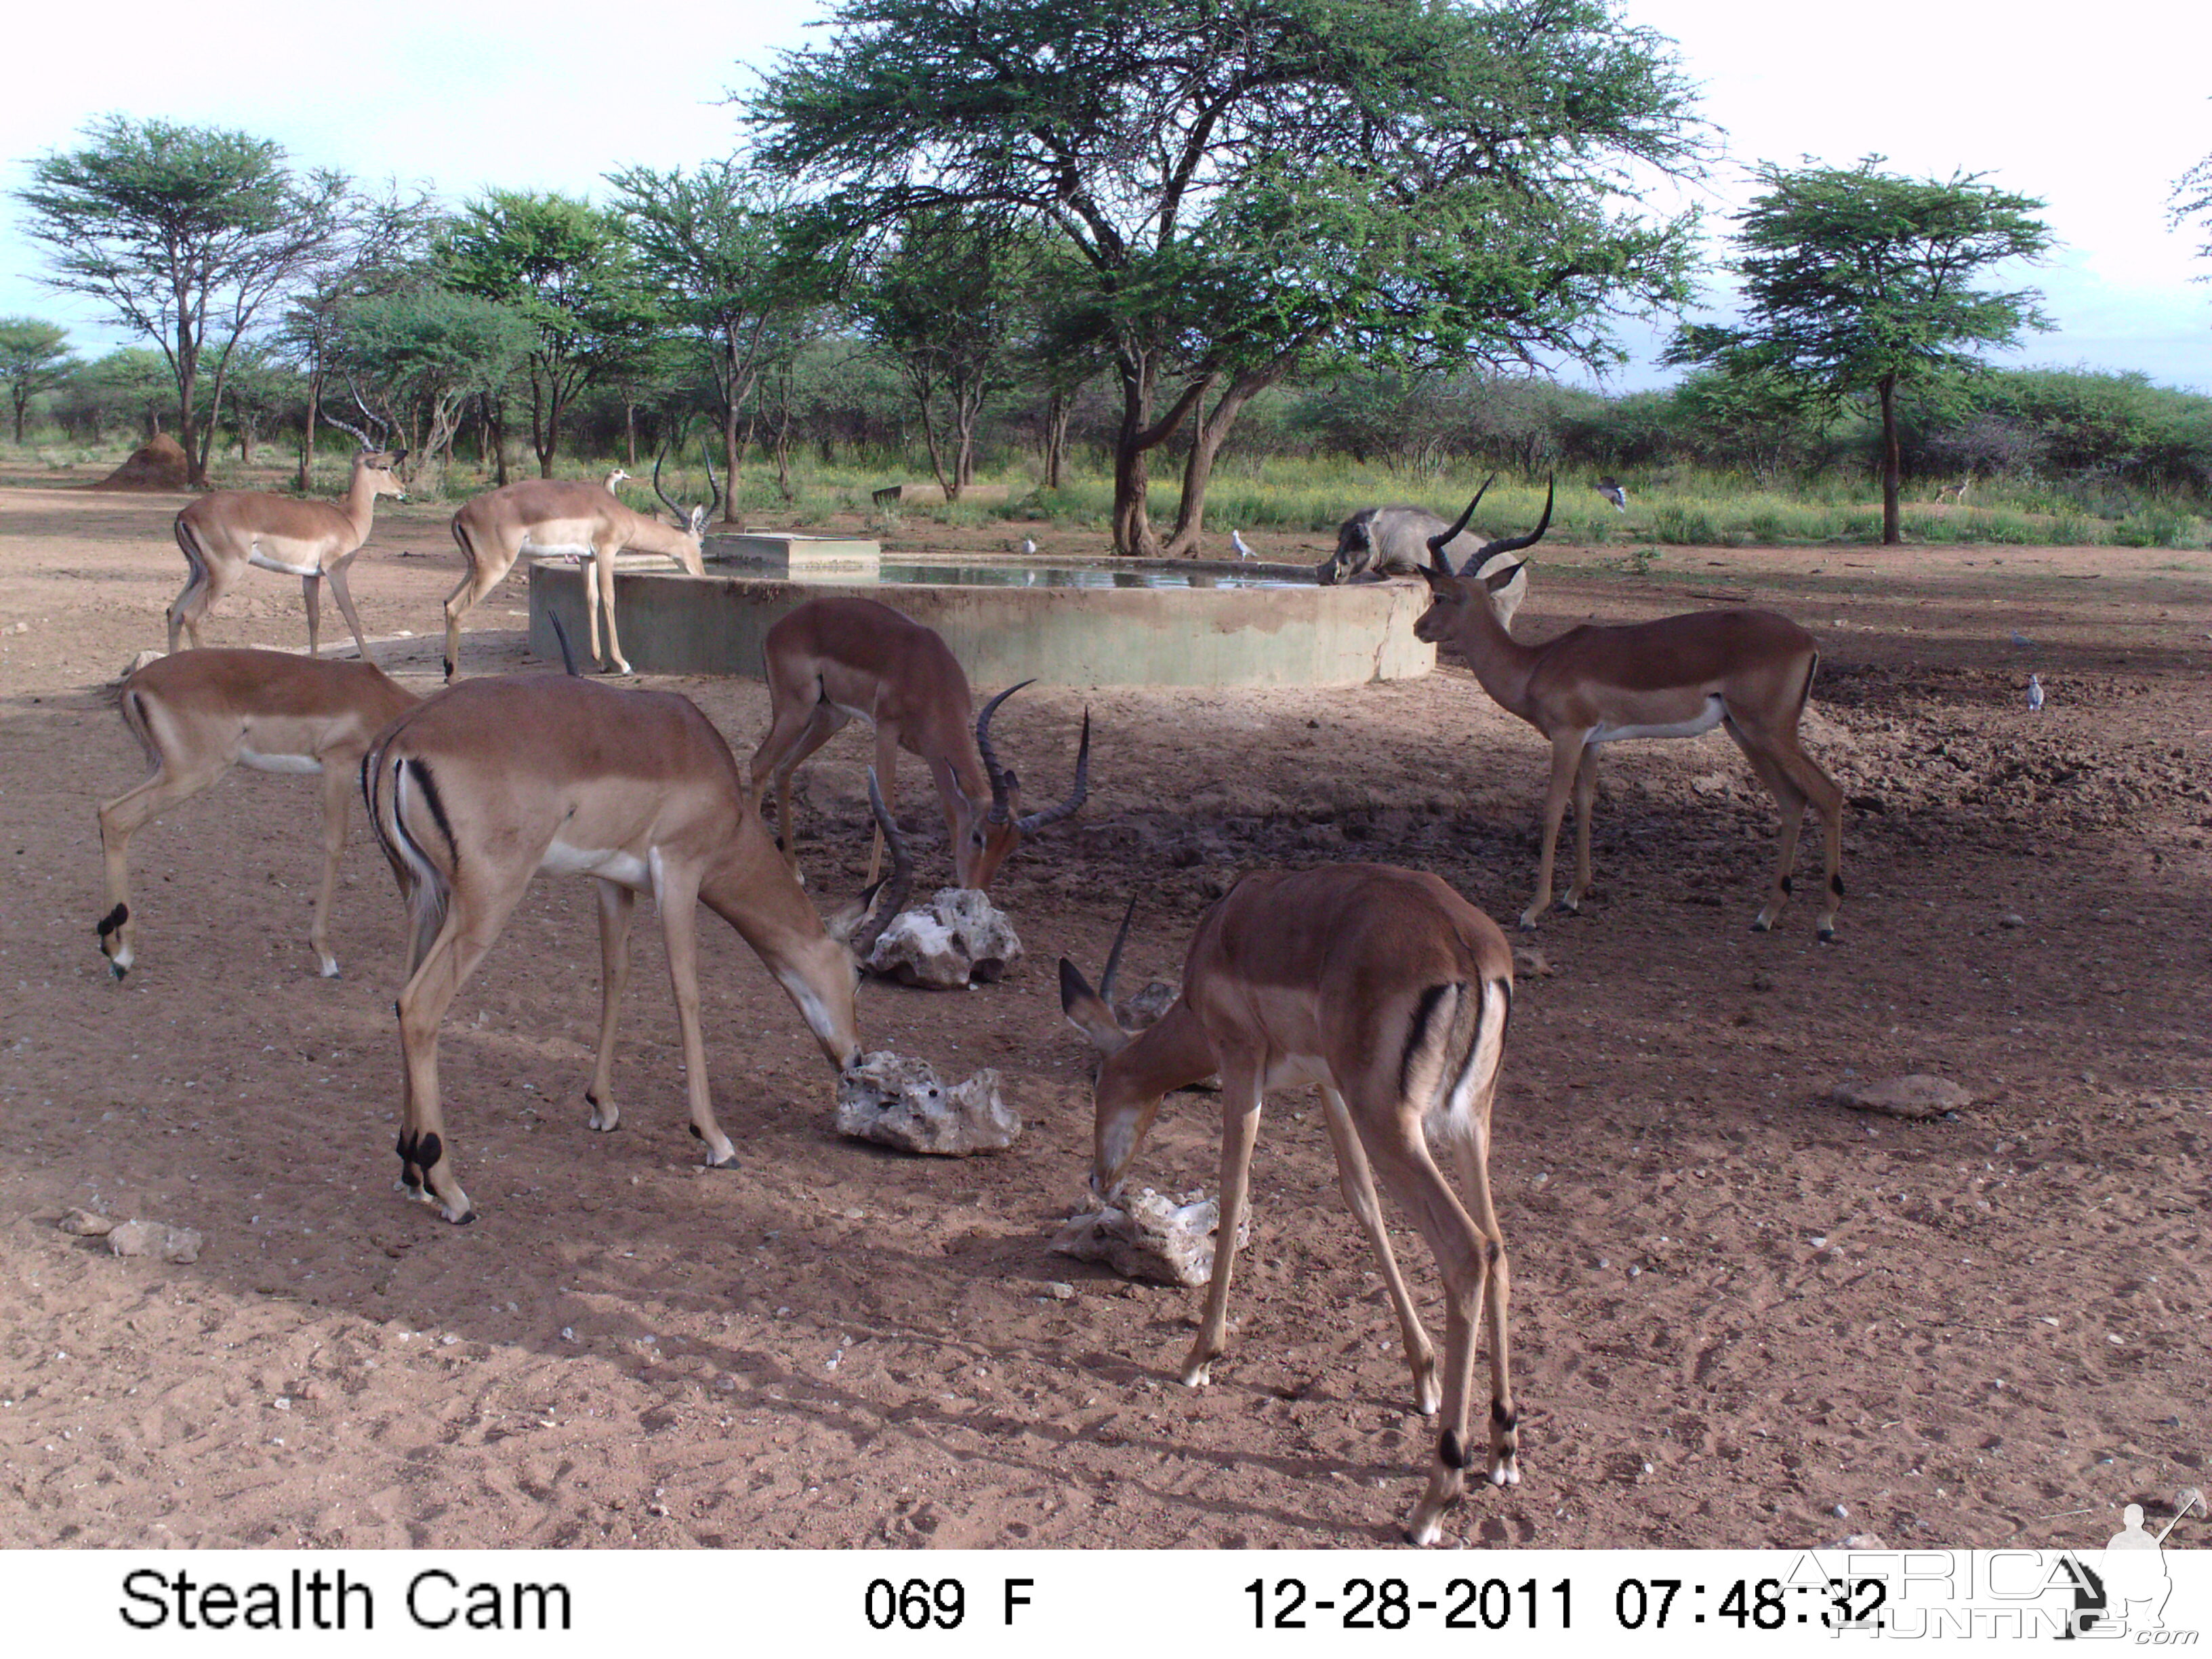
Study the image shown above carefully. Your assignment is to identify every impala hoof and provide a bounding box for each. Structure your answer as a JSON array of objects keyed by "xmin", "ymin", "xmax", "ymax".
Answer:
[
  {"xmin": 1515, "ymin": 912, "xmax": 1541, "ymax": 933},
  {"xmin": 107, "ymin": 960, "xmax": 127, "ymax": 983},
  {"xmin": 1818, "ymin": 924, "xmax": 1839, "ymax": 944},
  {"xmin": 317, "ymin": 960, "xmax": 341, "ymax": 979},
  {"xmin": 1749, "ymin": 916, "xmax": 1773, "ymax": 934}
]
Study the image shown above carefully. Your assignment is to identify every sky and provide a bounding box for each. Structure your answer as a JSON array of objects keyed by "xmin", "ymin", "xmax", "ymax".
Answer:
[{"xmin": 2, "ymin": 0, "xmax": 2207, "ymax": 393}]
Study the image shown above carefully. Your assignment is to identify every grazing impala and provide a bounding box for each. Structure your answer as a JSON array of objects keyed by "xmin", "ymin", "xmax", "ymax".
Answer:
[
  {"xmin": 96, "ymin": 648, "xmax": 419, "ymax": 979},
  {"xmin": 1415, "ymin": 479, "xmax": 1845, "ymax": 939},
  {"xmin": 442, "ymin": 452, "xmax": 715, "ymax": 680},
  {"xmin": 749, "ymin": 596, "xmax": 1090, "ymax": 892},
  {"xmin": 363, "ymin": 672, "xmax": 909, "ymax": 1224},
  {"xmin": 1060, "ymin": 866, "xmax": 1519, "ymax": 1546},
  {"xmin": 168, "ymin": 428, "xmax": 407, "ymax": 661}
]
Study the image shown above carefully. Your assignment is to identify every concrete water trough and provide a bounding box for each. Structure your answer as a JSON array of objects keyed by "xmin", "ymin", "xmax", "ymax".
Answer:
[{"xmin": 525, "ymin": 549, "xmax": 1434, "ymax": 688}]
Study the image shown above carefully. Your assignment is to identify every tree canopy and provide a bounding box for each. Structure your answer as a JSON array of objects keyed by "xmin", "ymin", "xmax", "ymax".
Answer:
[
  {"xmin": 1666, "ymin": 156, "xmax": 2053, "ymax": 544},
  {"xmin": 14, "ymin": 116, "xmax": 350, "ymax": 485},
  {"xmin": 0, "ymin": 318, "xmax": 80, "ymax": 445},
  {"xmin": 750, "ymin": 0, "xmax": 1709, "ymax": 553}
]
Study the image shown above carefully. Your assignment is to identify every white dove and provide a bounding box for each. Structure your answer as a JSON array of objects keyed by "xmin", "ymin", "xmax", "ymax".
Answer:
[
  {"xmin": 1231, "ymin": 529, "xmax": 1256, "ymax": 560},
  {"xmin": 2026, "ymin": 674, "xmax": 2045, "ymax": 712},
  {"xmin": 1021, "ymin": 537, "xmax": 1038, "ymax": 556}
]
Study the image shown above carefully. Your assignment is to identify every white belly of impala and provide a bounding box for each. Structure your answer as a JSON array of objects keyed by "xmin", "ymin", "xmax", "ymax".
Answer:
[
  {"xmin": 247, "ymin": 548, "xmax": 327, "ymax": 579},
  {"xmin": 520, "ymin": 536, "xmax": 595, "ymax": 562},
  {"xmin": 540, "ymin": 840, "xmax": 651, "ymax": 888},
  {"xmin": 1586, "ymin": 695, "xmax": 1727, "ymax": 746},
  {"xmin": 237, "ymin": 747, "xmax": 322, "ymax": 775},
  {"xmin": 1265, "ymin": 1052, "xmax": 1332, "ymax": 1092}
]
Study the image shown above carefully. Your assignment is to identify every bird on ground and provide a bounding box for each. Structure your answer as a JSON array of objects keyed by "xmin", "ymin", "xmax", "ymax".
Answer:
[
  {"xmin": 1231, "ymin": 529, "xmax": 1256, "ymax": 560},
  {"xmin": 1595, "ymin": 477, "xmax": 1629, "ymax": 513},
  {"xmin": 1021, "ymin": 537, "xmax": 1038, "ymax": 556},
  {"xmin": 2027, "ymin": 674, "xmax": 2045, "ymax": 712},
  {"xmin": 2010, "ymin": 630, "xmax": 2032, "ymax": 648}
]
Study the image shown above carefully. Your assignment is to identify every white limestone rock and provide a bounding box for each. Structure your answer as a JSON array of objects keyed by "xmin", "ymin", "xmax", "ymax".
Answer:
[
  {"xmin": 834, "ymin": 1050, "xmax": 1019, "ymax": 1155},
  {"xmin": 1828, "ymin": 1074, "xmax": 1973, "ymax": 1120},
  {"xmin": 1050, "ymin": 1187, "xmax": 1248, "ymax": 1288},
  {"xmin": 864, "ymin": 888, "xmax": 1023, "ymax": 989},
  {"xmin": 106, "ymin": 1219, "xmax": 203, "ymax": 1263}
]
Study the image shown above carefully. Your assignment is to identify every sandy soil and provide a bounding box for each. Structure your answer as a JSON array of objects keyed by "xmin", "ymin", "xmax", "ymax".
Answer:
[{"xmin": 1, "ymin": 476, "xmax": 2208, "ymax": 1553}]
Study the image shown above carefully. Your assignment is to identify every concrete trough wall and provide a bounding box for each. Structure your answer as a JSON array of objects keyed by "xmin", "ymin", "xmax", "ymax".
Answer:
[{"xmin": 528, "ymin": 562, "xmax": 1433, "ymax": 687}]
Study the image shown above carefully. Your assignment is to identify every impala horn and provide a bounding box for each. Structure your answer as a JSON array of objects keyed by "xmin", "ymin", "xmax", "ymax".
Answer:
[
  {"xmin": 1467, "ymin": 475, "xmax": 1554, "ymax": 567},
  {"xmin": 699, "ymin": 443, "xmax": 722, "ymax": 520},
  {"xmin": 1097, "ymin": 890, "xmax": 1139, "ymax": 1006},
  {"xmin": 838, "ymin": 767, "xmax": 914, "ymax": 960},
  {"xmin": 975, "ymin": 682, "xmax": 1092, "ymax": 834},
  {"xmin": 652, "ymin": 445, "xmax": 683, "ymax": 520},
  {"xmin": 1425, "ymin": 473, "xmax": 1494, "ymax": 576}
]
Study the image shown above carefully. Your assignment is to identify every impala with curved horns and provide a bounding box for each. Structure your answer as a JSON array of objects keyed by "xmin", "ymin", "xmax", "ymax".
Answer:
[
  {"xmin": 364, "ymin": 672, "xmax": 910, "ymax": 1224},
  {"xmin": 749, "ymin": 596, "xmax": 1090, "ymax": 893},
  {"xmin": 442, "ymin": 450, "xmax": 716, "ymax": 680},
  {"xmin": 1414, "ymin": 479, "xmax": 1845, "ymax": 939},
  {"xmin": 1060, "ymin": 867, "xmax": 1519, "ymax": 1546},
  {"xmin": 167, "ymin": 398, "xmax": 406, "ymax": 661}
]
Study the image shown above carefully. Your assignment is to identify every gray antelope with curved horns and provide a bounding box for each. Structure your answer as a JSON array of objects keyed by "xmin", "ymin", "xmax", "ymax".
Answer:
[
  {"xmin": 1414, "ymin": 478, "xmax": 1845, "ymax": 939},
  {"xmin": 1059, "ymin": 867, "xmax": 1520, "ymax": 1546},
  {"xmin": 364, "ymin": 672, "xmax": 912, "ymax": 1225},
  {"xmin": 748, "ymin": 596, "xmax": 1090, "ymax": 893},
  {"xmin": 167, "ymin": 398, "xmax": 407, "ymax": 661},
  {"xmin": 442, "ymin": 449, "xmax": 717, "ymax": 680}
]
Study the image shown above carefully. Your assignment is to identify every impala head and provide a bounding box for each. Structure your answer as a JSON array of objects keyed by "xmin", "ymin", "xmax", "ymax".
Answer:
[
  {"xmin": 1057, "ymin": 895, "xmax": 1152, "ymax": 1202},
  {"xmin": 357, "ymin": 449, "xmax": 410, "ymax": 502},
  {"xmin": 1414, "ymin": 476, "xmax": 1552, "ymax": 643},
  {"xmin": 951, "ymin": 681, "xmax": 1092, "ymax": 891},
  {"xmin": 653, "ymin": 447, "xmax": 720, "ymax": 575}
]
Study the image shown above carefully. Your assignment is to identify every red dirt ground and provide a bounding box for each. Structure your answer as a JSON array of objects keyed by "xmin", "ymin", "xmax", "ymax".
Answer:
[{"xmin": 1, "ymin": 479, "xmax": 2207, "ymax": 1551}]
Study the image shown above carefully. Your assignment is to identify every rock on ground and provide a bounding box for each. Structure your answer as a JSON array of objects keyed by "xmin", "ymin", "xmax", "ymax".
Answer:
[
  {"xmin": 106, "ymin": 1220, "xmax": 203, "ymax": 1263},
  {"xmin": 865, "ymin": 888, "xmax": 1023, "ymax": 989},
  {"xmin": 1050, "ymin": 1189, "xmax": 1249, "ymax": 1288},
  {"xmin": 834, "ymin": 1051, "xmax": 1019, "ymax": 1155},
  {"xmin": 1827, "ymin": 1074, "xmax": 1974, "ymax": 1120}
]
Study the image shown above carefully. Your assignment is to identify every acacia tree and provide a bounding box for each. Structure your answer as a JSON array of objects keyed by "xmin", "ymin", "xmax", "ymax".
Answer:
[
  {"xmin": 333, "ymin": 289, "xmax": 533, "ymax": 493},
  {"xmin": 0, "ymin": 319, "xmax": 80, "ymax": 445},
  {"xmin": 14, "ymin": 117, "xmax": 350, "ymax": 485},
  {"xmin": 854, "ymin": 210, "xmax": 1038, "ymax": 499},
  {"xmin": 1667, "ymin": 157, "xmax": 2054, "ymax": 545},
  {"xmin": 607, "ymin": 162, "xmax": 825, "ymax": 519},
  {"xmin": 439, "ymin": 192, "xmax": 659, "ymax": 477},
  {"xmin": 752, "ymin": 0, "xmax": 1706, "ymax": 554}
]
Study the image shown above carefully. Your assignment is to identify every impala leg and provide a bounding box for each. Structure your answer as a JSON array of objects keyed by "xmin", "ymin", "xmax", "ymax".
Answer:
[
  {"xmin": 308, "ymin": 758, "xmax": 352, "ymax": 978},
  {"xmin": 1360, "ymin": 1128, "xmax": 1494, "ymax": 1547},
  {"xmin": 441, "ymin": 536, "xmax": 514, "ymax": 682},
  {"xmin": 169, "ymin": 556, "xmax": 238, "ymax": 653},
  {"xmin": 1448, "ymin": 1096, "xmax": 1518, "ymax": 1493},
  {"xmin": 1725, "ymin": 720, "xmax": 1805, "ymax": 934},
  {"xmin": 1183, "ymin": 1054, "xmax": 1264, "ymax": 1389},
  {"xmin": 584, "ymin": 878, "xmax": 636, "ymax": 1132},
  {"xmin": 655, "ymin": 865, "xmax": 736, "ymax": 1166},
  {"xmin": 1776, "ymin": 737, "xmax": 1846, "ymax": 941},
  {"xmin": 1319, "ymin": 1085, "xmax": 1439, "ymax": 1414},
  {"xmin": 95, "ymin": 751, "xmax": 229, "ymax": 979},
  {"xmin": 590, "ymin": 547, "xmax": 630, "ymax": 674},
  {"xmin": 393, "ymin": 865, "xmax": 534, "ymax": 1225},
  {"xmin": 1521, "ymin": 734, "xmax": 1586, "ymax": 930},
  {"xmin": 866, "ymin": 722, "xmax": 901, "ymax": 888},
  {"xmin": 326, "ymin": 550, "xmax": 374, "ymax": 662},
  {"xmin": 760, "ymin": 705, "xmax": 850, "ymax": 876},
  {"xmin": 1561, "ymin": 745, "xmax": 1600, "ymax": 914},
  {"xmin": 302, "ymin": 573, "xmax": 323, "ymax": 658}
]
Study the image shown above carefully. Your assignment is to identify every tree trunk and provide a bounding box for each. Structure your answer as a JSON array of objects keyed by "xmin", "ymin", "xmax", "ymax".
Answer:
[
  {"xmin": 1163, "ymin": 367, "xmax": 1279, "ymax": 556},
  {"xmin": 1109, "ymin": 350, "xmax": 1158, "ymax": 556},
  {"xmin": 1043, "ymin": 388, "xmax": 1071, "ymax": 490},
  {"xmin": 1879, "ymin": 373, "xmax": 1902, "ymax": 546},
  {"xmin": 625, "ymin": 401, "xmax": 638, "ymax": 469},
  {"xmin": 11, "ymin": 391, "xmax": 26, "ymax": 446},
  {"xmin": 298, "ymin": 370, "xmax": 322, "ymax": 492}
]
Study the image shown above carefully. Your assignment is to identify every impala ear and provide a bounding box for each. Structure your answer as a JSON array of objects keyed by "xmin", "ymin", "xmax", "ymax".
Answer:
[
  {"xmin": 1483, "ymin": 560, "xmax": 1527, "ymax": 594},
  {"xmin": 1058, "ymin": 958, "xmax": 1132, "ymax": 1057}
]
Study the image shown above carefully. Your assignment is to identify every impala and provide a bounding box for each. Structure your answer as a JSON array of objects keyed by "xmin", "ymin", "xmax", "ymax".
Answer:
[
  {"xmin": 748, "ymin": 596, "xmax": 1090, "ymax": 893},
  {"xmin": 168, "ymin": 413, "xmax": 407, "ymax": 661},
  {"xmin": 1414, "ymin": 480, "xmax": 1845, "ymax": 939},
  {"xmin": 96, "ymin": 647, "xmax": 420, "ymax": 979},
  {"xmin": 442, "ymin": 452, "xmax": 715, "ymax": 680},
  {"xmin": 363, "ymin": 672, "xmax": 910, "ymax": 1224},
  {"xmin": 1060, "ymin": 865, "xmax": 1519, "ymax": 1546}
]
